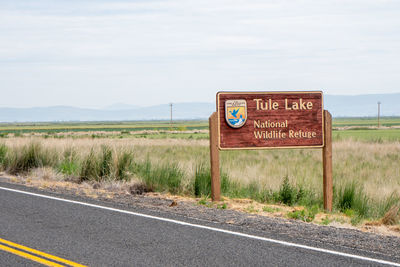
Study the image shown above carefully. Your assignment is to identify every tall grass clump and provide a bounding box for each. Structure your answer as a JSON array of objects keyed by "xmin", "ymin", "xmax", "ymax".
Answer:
[
  {"xmin": 79, "ymin": 147, "xmax": 134, "ymax": 182},
  {"xmin": 58, "ymin": 148, "xmax": 79, "ymax": 176},
  {"xmin": 274, "ymin": 176, "xmax": 320, "ymax": 207},
  {"xmin": 6, "ymin": 142, "xmax": 54, "ymax": 174},
  {"xmin": 194, "ymin": 163, "xmax": 211, "ymax": 197},
  {"xmin": 0, "ymin": 144, "xmax": 7, "ymax": 169},
  {"xmin": 376, "ymin": 192, "xmax": 400, "ymax": 219},
  {"xmin": 193, "ymin": 165, "xmax": 245, "ymax": 199},
  {"xmin": 218, "ymin": 174, "xmax": 272, "ymax": 203},
  {"xmin": 336, "ymin": 182, "xmax": 370, "ymax": 218},
  {"xmin": 135, "ymin": 159, "xmax": 184, "ymax": 194},
  {"xmin": 80, "ymin": 149, "xmax": 100, "ymax": 182},
  {"xmin": 116, "ymin": 151, "xmax": 133, "ymax": 181},
  {"xmin": 99, "ymin": 145, "xmax": 113, "ymax": 178}
]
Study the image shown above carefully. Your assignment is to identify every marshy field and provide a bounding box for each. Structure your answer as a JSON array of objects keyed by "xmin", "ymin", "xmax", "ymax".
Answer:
[{"xmin": 0, "ymin": 117, "xmax": 399, "ymax": 227}]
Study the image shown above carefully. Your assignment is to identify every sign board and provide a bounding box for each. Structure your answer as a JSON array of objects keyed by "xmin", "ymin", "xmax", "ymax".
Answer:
[{"xmin": 217, "ymin": 91, "xmax": 324, "ymax": 150}]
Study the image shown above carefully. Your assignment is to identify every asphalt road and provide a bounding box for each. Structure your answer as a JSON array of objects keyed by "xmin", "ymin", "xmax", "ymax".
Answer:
[{"xmin": 0, "ymin": 182, "xmax": 399, "ymax": 267}]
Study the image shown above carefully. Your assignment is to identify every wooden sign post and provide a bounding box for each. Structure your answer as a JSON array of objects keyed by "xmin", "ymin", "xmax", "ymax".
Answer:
[
  {"xmin": 322, "ymin": 110, "xmax": 333, "ymax": 211},
  {"xmin": 209, "ymin": 91, "xmax": 333, "ymax": 211},
  {"xmin": 209, "ymin": 112, "xmax": 221, "ymax": 202}
]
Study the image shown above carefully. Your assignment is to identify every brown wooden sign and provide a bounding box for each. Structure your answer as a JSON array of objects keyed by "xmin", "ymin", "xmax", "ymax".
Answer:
[{"xmin": 217, "ymin": 91, "xmax": 324, "ymax": 150}]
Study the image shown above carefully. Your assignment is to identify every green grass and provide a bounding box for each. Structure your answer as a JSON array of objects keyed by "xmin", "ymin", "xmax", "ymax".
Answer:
[
  {"xmin": 58, "ymin": 148, "xmax": 79, "ymax": 176},
  {"xmin": 1, "ymin": 117, "xmax": 399, "ymax": 142},
  {"xmin": 0, "ymin": 144, "xmax": 7, "ymax": 167},
  {"xmin": 333, "ymin": 128, "xmax": 400, "ymax": 142},
  {"xmin": 131, "ymin": 132, "xmax": 208, "ymax": 140},
  {"xmin": 287, "ymin": 205, "xmax": 319, "ymax": 222},
  {"xmin": 194, "ymin": 164, "xmax": 211, "ymax": 197},
  {"xmin": 336, "ymin": 182, "xmax": 369, "ymax": 218},
  {"xmin": 116, "ymin": 151, "xmax": 133, "ymax": 181},
  {"xmin": 134, "ymin": 159, "xmax": 184, "ymax": 194},
  {"xmin": 333, "ymin": 117, "xmax": 400, "ymax": 127},
  {"xmin": 262, "ymin": 206, "xmax": 281, "ymax": 213},
  {"xmin": 0, "ymin": 120, "xmax": 208, "ymax": 134}
]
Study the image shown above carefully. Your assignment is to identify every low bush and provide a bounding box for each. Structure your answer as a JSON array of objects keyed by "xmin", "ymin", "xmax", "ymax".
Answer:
[{"xmin": 278, "ymin": 176, "xmax": 297, "ymax": 205}]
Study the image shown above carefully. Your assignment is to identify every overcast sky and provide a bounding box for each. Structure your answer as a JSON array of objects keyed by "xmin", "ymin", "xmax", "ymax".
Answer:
[{"xmin": 1, "ymin": 0, "xmax": 399, "ymax": 108}]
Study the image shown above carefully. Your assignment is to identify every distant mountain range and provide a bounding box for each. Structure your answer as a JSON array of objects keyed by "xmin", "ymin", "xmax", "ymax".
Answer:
[
  {"xmin": 0, "ymin": 93, "xmax": 399, "ymax": 122},
  {"xmin": 323, "ymin": 93, "xmax": 399, "ymax": 117}
]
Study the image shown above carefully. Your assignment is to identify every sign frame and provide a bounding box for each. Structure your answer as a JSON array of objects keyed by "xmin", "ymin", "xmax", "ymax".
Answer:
[{"xmin": 217, "ymin": 91, "xmax": 325, "ymax": 150}]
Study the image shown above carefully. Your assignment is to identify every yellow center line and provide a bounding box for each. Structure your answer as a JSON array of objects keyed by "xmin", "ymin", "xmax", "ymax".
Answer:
[
  {"xmin": 0, "ymin": 244, "xmax": 66, "ymax": 267},
  {"xmin": 0, "ymin": 238, "xmax": 87, "ymax": 267}
]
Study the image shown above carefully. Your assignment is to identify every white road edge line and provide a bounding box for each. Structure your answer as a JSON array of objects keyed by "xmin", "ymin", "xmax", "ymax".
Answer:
[{"xmin": 1, "ymin": 186, "xmax": 399, "ymax": 267}]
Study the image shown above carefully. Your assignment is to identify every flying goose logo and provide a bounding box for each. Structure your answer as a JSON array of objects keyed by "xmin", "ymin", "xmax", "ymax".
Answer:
[{"xmin": 225, "ymin": 99, "xmax": 247, "ymax": 128}]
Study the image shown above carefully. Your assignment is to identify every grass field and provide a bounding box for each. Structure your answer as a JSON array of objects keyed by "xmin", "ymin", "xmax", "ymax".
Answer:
[
  {"xmin": 0, "ymin": 116, "xmax": 398, "ymax": 133},
  {"xmin": 333, "ymin": 128, "xmax": 400, "ymax": 142},
  {"xmin": 1, "ymin": 117, "xmax": 400, "ymax": 142},
  {"xmin": 0, "ymin": 121, "xmax": 208, "ymax": 134},
  {"xmin": 333, "ymin": 117, "xmax": 400, "ymax": 127},
  {"xmin": 0, "ymin": 117, "xmax": 399, "ymax": 225}
]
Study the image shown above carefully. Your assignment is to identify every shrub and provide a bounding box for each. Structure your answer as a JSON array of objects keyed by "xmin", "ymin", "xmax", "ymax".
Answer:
[{"xmin": 278, "ymin": 176, "xmax": 297, "ymax": 206}]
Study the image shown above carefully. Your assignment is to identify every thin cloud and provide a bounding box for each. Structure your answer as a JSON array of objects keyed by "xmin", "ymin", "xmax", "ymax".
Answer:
[{"xmin": 0, "ymin": 0, "xmax": 399, "ymax": 107}]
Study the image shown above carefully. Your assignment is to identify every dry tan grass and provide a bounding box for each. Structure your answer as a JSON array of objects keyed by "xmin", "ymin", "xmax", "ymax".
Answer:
[
  {"xmin": 382, "ymin": 205, "xmax": 400, "ymax": 225},
  {"xmin": 1, "ymin": 137, "xmax": 399, "ymax": 204}
]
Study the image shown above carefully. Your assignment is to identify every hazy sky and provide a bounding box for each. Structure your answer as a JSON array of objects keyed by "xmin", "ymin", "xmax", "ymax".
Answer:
[{"xmin": 1, "ymin": 0, "xmax": 399, "ymax": 108}]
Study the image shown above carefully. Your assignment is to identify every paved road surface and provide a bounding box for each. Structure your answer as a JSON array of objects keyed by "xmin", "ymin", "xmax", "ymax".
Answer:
[{"xmin": 0, "ymin": 182, "xmax": 399, "ymax": 266}]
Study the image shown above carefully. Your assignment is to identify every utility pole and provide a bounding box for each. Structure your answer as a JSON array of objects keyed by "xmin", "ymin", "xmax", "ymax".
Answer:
[
  {"xmin": 170, "ymin": 103, "xmax": 173, "ymax": 128},
  {"xmin": 377, "ymin": 101, "xmax": 381, "ymax": 128}
]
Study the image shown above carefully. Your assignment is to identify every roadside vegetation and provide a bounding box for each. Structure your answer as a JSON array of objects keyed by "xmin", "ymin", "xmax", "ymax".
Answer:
[
  {"xmin": 0, "ymin": 117, "xmax": 399, "ymax": 228},
  {"xmin": 0, "ymin": 134, "xmax": 399, "ymax": 227}
]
